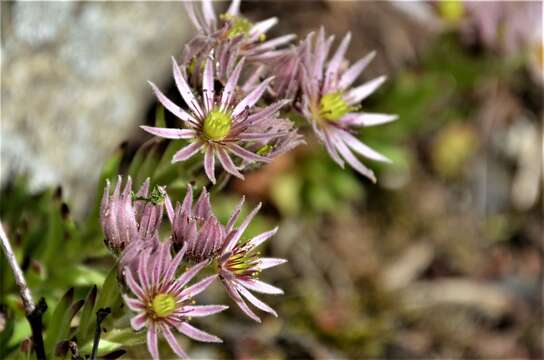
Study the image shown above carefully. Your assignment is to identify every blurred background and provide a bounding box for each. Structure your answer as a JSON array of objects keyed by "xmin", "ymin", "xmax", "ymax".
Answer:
[{"xmin": 1, "ymin": 1, "xmax": 543, "ymax": 359}]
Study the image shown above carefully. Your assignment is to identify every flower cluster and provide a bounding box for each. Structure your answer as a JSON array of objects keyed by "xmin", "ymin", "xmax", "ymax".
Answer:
[
  {"xmin": 99, "ymin": 1, "xmax": 398, "ymax": 358},
  {"xmin": 101, "ymin": 178, "xmax": 285, "ymax": 359},
  {"xmin": 143, "ymin": 0, "xmax": 397, "ymax": 183}
]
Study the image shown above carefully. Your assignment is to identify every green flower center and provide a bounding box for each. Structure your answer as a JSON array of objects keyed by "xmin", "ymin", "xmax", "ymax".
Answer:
[
  {"xmin": 203, "ymin": 109, "xmax": 232, "ymax": 141},
  {"xmin": 151, "ymin": 293, "xmax": 176, "ymax": 318},
  {"xmin": 320, "ymin": 92, "xmax": 351, "ymax": 122},
  {"xmin": 225, "ymin": 249, "xmax": 260, "ymax": 277},
  {"xmin": 221, "ymin": 14, "xmax": 254, "ymax": 39}
]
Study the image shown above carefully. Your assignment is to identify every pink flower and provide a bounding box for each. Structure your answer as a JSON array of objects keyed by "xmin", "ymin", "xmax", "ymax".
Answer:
[
  {"xmin": 100, "ymin": 177, "xmax": 164, "ymax": 255},
  {"xmin": 123, "ymin": 240, "xmax": 227, "ymax": 359},
  {"xmin": 142, "ymin": 55, "xmax": 292, "ymax": 183},
  {"xmin": 217, "ymin": 199, "xmax": 287, "ymax": 322},
  {"xmin": 300, "ymin": 28, "xmax": 398, "ymax": 182}
]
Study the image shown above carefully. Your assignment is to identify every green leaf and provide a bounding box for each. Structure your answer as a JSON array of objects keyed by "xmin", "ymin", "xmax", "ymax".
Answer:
[
  {"xmin": 77, "ymin": 285, "xmax": 97, "ymax": 344},
  {"xmin": 45, "ymin": 288, "xmax": 74, "ymax": 357},
  {"xmin": 94, "ymin": 265, "xmax": 120, "ymax": 315},
  {"xmin": 155, "ymin": 106, "xmax": 166, "ymax": 128},
  {"xmin": 80, "ymin": 339, "xmax": 123, "ymax": 356}
]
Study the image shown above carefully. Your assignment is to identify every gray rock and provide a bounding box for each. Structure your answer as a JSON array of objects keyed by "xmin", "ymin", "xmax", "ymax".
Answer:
[{"xmin": 1, "ymin": 1, "xmax": 193, "ymax": 216}]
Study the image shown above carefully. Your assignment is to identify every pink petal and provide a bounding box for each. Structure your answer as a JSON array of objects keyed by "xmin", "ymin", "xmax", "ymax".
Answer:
[
  {"xmin": 226, "ymin": 0, "xmax": 240, "ymax": 16},
  {"xmin": 331, "ymin": 132, "xmax": 376, "ymax": 182},
  {"xmin": 338, "ymin": 130, "xmax": 391, "ymax": 163},
  {"xmin": 338, "ymin": 51, "xmax": 376, "ymax": 90},
  {"xmin": 246, "ymin": 100, "xmax": 290, "ymax": 125},
  {"xmin": 224, "ymin": 203, "xmax": 262, "ymax": 253},
  {"xmin": 236, "ymin": 284, "xmax": 278, "ymax": 317},
  {"xmin": 236, "ymin": 278, "xmax": 284, "ymax": 295},
  {"xmin": 123, "ymin": 268, "xmax": 145, "ymax": 299},
  {"xmin": 232, "ymin": 77, "xmax": 273, "ymax": 117},
  {"xmin": 165, "ymin": 194, "xmax": 175, "ymax": 224},
  {"xmin": 217, "ymin": 148, "xmax": 244, "ymax": 179},
  {"xmin": 177, "ymin": 322, "xmax": 222, "ymax": 343},
  {"xmin": 140, "ymin": 126, "xmax": 196, "ymax": 140},
  {"xmin": 146, "ymin": 325, "xmax": 160, "ymax": 360},
  {"xmin": 180, "ymin": 184, "xmax": 193, "ymax": 214},
  {"xmin": 221, "ymin": 58, "xmax": 245, "ymax": 111},
  {"xmin": 172, "ymin": 142, "xmax": 202, "ymax": 163},
  {"xmin": 130, "ymin": 313, "xmax": 147, "ymax": 331},
  {"xmin": 184, "ymin": 305, "xmax": 229, "ymax": 317},
  {"xmin": 245, "ymin": 227, "xmax": 278, "ymax": 250},
  {"xmin": 257, "ymin": 257, "xmax": 287, "ymax": 270},
  {"xmin": 201, "ymin": 0, "xmax": 217, "ymax": 29},
  {"xmin": 123, "ymin": 295, "xmax": 145, "ymax": 312},
  {"xmin": 204, "ymin": 146, "xmax": 216, "ymax": 183},
  {"xmin": 163, "ymin": 325, "xmax": 189, "ymax": 359},
  {"xmin": 164, "ymin": 244, "xmax": 186, "ymax": 282},
  {"xmin": 228, "ymin": 144, "xmax": 271, "ymax": 163},
  {"xmin": 222, "ymin": 277, "xmax": 261, "ymax": 322},
  {"xmin": 344, "ymin": 75, "xmax": 386, "ymax": 105},
  {"xmin": 225, "ymin": 195, "xmax": 245, "ymax": 233},
  {"xmin": 249, "ymin": 17, "xmax": 277, "ymax": 41},
  {"xmin": 324, "ymin": 32, "xmax": 351, "ymax": 91},
  {"xmin": 340, "ymin": 112, "xmax": 398, "ymax": 127},
  {"xmin": 173, "ymin": 260, "xmax": 209, "ymax": 291},
  {"xmin": 250, "ymin": 34, "xmax": 296, "ymax": 53},
  {"xmin": 179, "ymin": 275, "xmax": 217, "ymax": 299},
  {"xmin": 148, "ymin": 81, "xmax": 196, "ymax": 125},
  {"xmin": 172, "ymin": 57, "xmax": 203, "ymax": 117},
  {"xmin": 202, "ymin": 56, "xmax": 215, "ymax": 112}
]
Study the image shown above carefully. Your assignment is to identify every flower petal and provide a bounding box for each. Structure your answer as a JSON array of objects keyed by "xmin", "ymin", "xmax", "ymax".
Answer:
[
  {"xmin": 224, "ymin": 203, "xmax": 262, "ymax": 253},
  {"xmin": 123, "ymin": 295, "xmax": 145, "ymax": 312},
  {"xmin": 331, "ymin": 132, "xmax": 376, "ymax": 182},
  {"xmin": 257, "ymin": 257, "xmax": 287, "ymax": 270},
  {"xmin": 236, "ymin": 278, "xmax": 284, "ymax": 295},
  {"xmin": 221, "ymin": 58, "xmax": 245, "ymax": 111},
  {"xmin": 344, "ymin": 75, "xmax": 386, "ymax": 105},
  {"xmin": 140, "ymin": 126, "xmax": 196, "ymax": 140},
  {"xmin": 130, "ymin": 313, "xmax": 147, "ymax": 331},
  {"xmin": 324, "ymin": 32, "xmax": 351, "ymax": 91},
  {"xmin": 228, "ymin": 144, "xmax": 271, "ymax": 163},
  {"xmin": 202, "ymin": 55, "xmax": 215, "ymax": 112},
  {"xmin": 179, "ymin": 275, "xmax": 217, "ymax": 299},
  {"xmin": 341, "ymin": 112, "xmax": 398, "ymax": 127},
  {"xmin": 339, "ymin": 51, "xmax": 376, "ymax": 90},
  {"xmin": 173, "ymin": 260, "xmax": 209, "ymax": 291},
  {"xmin": 226, "ymin": 0, "xmax": 241, "ymax": 16},
  {"xmin": 221, "ymin": 277, "xmax": 261, "ymax": 322},
  {"xmin": 232, "ymin": 77, "xmax": 273, "ymax": 117},
  {"xmin": 146, "ymin": 325, "xmax": 160, "ymax": 360},
  {"xmin": 236, "ymin": 284, "xmax": 278, "ymax": 317},
  {"xmin": 148, "ymin": 81, "xmax": 196, "ymax": 125},
  {"xmin": 184, "ymin": 305, "xmax": 229, "ymax": 317},
  {"xmin": 163, "ymin": 325, "xmax": 190, "ymax": 359},
  {"xmin": 177, "ymin": 322, "xmax": 222, "ymax": 343},
  {"xmin": 204, "ymin": 146, "xmax": 216, "ymax": 184},
  {"xmin": 172, "ymin": 142, "xmax": 202, "ymax": 163},
  {"xmin": 217, "ymin": 148, "xmax": 244, "ymax": 179},
  {"xmin": 201, "ymin": 0, "xmax": 217, "ymax": 29},
  {"xmin": 338, "ymin": 130, "xmax": 391, "ymax": 163},
  {"xmin": 245, "ymin": 227, "xmax": 278, "ymax": 250},
  {"xmin": 172, "ymin": 57, "xmax": 203, "ymax": 117}
]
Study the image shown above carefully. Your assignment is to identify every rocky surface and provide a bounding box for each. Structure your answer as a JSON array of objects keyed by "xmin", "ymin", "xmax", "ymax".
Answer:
[{"xmin": 1, "ymin": 1, "xmax": 193, "ymax": 215}]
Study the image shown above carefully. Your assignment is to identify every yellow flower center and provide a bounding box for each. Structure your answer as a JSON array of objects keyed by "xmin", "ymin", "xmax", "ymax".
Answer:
[
  {"xmin": 320, "ymin": 92, "xmax": 351, "ymax": 122},
  {"xmin": 221, "ymin": 14, "xmax": 254, "ymax": 39},
  {"xmin": 203, "ymin": 109, "xmax": 232, "ymax": 141},
  {"xmin": 151, "ymin": 293, "xmax": 176, "ymax": 318}
]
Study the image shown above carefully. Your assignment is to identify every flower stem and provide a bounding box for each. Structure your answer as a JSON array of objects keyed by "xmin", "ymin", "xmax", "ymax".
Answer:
[
  {"xmin": 90, "ymin": 308, "xmax": 111, "ymax": 360},
  {"xmin": 0, "ymin": 222, "xmax": 47, "ymax": 360}
]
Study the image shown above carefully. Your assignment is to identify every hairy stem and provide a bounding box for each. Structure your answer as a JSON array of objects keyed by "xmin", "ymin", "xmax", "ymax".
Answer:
[{"xmin": 0, "ymin": 222, "xmax": 48, "ymax": 360}]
